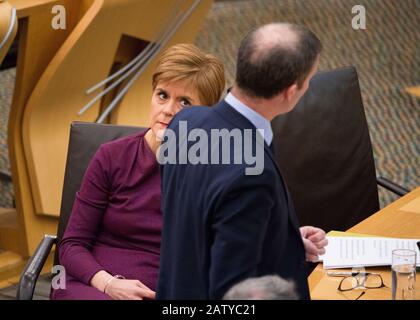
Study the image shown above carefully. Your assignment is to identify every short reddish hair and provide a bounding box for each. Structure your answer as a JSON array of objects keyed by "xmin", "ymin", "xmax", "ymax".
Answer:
[{"xmin": 152, "ymin": 43, "xmax": 225, "ymax": 106}]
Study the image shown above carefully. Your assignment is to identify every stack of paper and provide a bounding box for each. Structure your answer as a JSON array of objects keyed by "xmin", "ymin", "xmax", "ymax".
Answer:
[{"xmin": 322, "ymin": 236, "xmax": 420, "ymax": 269}]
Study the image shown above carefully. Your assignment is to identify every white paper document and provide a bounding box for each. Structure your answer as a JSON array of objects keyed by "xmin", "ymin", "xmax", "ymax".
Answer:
[{"xmin": 322, "ymin": 236, "xmax": 420, "ymax": 269}]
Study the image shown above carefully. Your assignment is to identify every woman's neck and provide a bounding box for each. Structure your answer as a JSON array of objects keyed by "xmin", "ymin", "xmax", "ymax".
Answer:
[{"xmin": 144, "ymin": 129, "xmax": 161, "ymax": 155}]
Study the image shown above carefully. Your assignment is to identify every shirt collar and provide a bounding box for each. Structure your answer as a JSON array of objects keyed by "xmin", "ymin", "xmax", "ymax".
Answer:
[{"xmin": 224, "ymin": 92, "xmax": 273, "ymax": 145}]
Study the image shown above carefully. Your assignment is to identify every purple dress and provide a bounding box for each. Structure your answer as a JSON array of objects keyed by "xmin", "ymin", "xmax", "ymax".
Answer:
[{"xmin": 51, "ymin": 129, "xmax": 162, "ymax": 300}]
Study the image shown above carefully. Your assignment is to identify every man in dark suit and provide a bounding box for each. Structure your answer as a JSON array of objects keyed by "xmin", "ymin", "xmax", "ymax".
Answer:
[{"xmin": 157, "ymin": 23, "xmax": 328, "ymax": 300}]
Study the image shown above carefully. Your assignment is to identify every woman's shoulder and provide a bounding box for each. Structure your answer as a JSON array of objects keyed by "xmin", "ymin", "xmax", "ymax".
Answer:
[
  {"xmin": 91, "ymin": 128, "xmax": 150, "ymax": 176},
  {"xmin": 99, "ymin": 128, "xmax": 148, "ymax": 154}
]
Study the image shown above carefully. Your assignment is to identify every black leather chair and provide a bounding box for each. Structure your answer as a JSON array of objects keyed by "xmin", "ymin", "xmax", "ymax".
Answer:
[
  {"xmin": 17, "ymin": 122, "xmax": 143, "ymax": 300},
  {"xmin": 271, "ymin": 66, "xmax": 408, "ymax": 232}
]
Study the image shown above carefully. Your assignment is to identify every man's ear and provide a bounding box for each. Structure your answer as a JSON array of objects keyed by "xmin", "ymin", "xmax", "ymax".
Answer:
[{"xmin": 284, "ymin": 83, "xmax": 298, "ymax": 101}]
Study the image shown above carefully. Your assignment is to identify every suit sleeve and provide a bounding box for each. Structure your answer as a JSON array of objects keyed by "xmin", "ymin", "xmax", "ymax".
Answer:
[
  {"xmin": 209, "ymin": 170, "xmax": 276, "ymax": 299},
  {"xmin": 58, "ymin": 145, "xmax": 111, "ymax": 285}
]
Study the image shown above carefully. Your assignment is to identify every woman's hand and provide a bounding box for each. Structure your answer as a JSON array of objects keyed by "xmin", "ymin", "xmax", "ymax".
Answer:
[
  {"xmin": 90, "ymin": 270, "xmax": 156, "ymax": 300},
  {"xmin": 104, "ymin": 278, "xmax": 156, "ymax": 300}
]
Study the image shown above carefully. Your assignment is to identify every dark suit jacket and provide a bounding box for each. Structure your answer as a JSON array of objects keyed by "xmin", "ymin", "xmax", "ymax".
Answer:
[{"xmin": 157, "ymin": 100, "xmax": 310, "ymax": 299}]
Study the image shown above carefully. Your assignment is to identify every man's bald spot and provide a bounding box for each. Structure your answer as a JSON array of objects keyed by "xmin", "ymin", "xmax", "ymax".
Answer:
[{"xmin": 249, "ymin": 23, "xmax": 299, "ymax": 62}]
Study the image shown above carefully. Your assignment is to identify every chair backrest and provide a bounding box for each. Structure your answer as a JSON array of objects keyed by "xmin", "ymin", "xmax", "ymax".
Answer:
[
  {"xmin": 54, "ymin": 122, "xmax": 144, "ymax": 264},
  {"xmin": 271, "ymin": 66, "xmax": 379, "ymax": 232}
]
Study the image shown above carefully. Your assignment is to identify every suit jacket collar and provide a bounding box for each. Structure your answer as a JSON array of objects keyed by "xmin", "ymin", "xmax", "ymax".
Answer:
[
  {"xmin": 213, "ymin": 100, "xmax": 279, "ymax": 175},
  {"xmin": 213, "ymin": 100, "xmax": 257, "ymax": 131}
]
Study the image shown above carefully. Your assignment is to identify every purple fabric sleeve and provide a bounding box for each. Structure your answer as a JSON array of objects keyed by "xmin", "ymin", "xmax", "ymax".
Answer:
[{"xmin": 58, "ymin": 145, "xmax": 111, "ymax": 285}]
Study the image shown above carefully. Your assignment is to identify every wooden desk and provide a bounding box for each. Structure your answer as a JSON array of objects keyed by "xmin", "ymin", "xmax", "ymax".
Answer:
[{"xmin": 309, "ymin": 187, "xmax": 420, "ymax": 300}]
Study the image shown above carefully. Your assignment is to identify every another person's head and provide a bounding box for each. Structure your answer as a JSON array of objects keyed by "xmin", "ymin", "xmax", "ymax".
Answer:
[
  {"xmin": 234, "ymin": 23, "xmax": 322, "ymax": 119},
  {"xmin": 223, "ymin": 275, "xmax": 299, "ymax": 300},
  {"xmin": 149, "ymin": 43, "xmax": 225, "ymax": 139}
]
